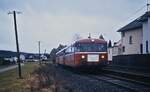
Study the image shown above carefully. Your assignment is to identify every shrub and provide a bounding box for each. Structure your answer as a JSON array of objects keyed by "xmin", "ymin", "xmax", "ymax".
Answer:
[{"xmin": 0, "ymin": 58, "xmax": 10, "ymax": 65}]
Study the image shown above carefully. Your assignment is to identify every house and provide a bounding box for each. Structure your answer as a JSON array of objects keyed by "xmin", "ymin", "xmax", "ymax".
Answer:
[
  {"xmin": 117, "ymin": 11, "xmax": 150, "ymax": 55},
  {"xmin": 20, "ymin": 54, "xmax": 26, "ymax": 62},
  {"xmin": 108, "ymin": 40, "xmax": 122, "ymax": 61},
  {"xmin": 41, "ymin": 54, "xmax": 48, "ymax": 61}
]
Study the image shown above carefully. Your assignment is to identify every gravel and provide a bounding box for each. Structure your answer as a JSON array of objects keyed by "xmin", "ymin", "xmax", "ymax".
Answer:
[{"xmin": 33, "ymin": 63, "xmax": 133, "ymax": 92}]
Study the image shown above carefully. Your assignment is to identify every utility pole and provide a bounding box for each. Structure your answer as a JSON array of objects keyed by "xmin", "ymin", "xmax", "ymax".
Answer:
[
  {"xmin": 44, "ymin": 49, "xmax": 46, "ymax": 54},
  {"xmin": 88, "ymin": 33, "xmax": 91, "ymax": 39},
  {"xmin": 8, "ymin": 11, "xmax": 22, "ymax": 79},
  {"xmin": 38, "ymin": 41, "xmax": 41, "ymax": 64}
]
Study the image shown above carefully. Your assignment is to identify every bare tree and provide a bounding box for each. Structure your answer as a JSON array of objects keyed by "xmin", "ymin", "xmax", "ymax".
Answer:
[
  {"xmin": 73, "ymin": 33, "xmax": 82, "ymax": 41},
  {"xmin": 108, "ymin": 40, "xmax": 112, "ymax": 48},
  {"xmin": 99, "ymin": 34, "xmax": 104, "ymax": 40}
]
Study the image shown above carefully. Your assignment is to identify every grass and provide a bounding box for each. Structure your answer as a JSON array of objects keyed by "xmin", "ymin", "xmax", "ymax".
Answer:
[{"xmin": 0, "ymin": 62, "xmax": 39, "ymax": 92}]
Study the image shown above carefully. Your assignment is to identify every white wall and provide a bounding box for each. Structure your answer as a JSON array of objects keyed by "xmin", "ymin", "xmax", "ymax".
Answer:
[
  {"xmin": 112, "ymin": 46, "xmax": 120, "ymax": 56},
  {"xmin": 108, "ymin": 47, "xmax": 112, "ymax": 61},
  {"xmin": 142, "ymin": 17, "xmax": 150, "ymax": 54},
  {"xmin": 108, "ymin": 46, "xmax": 121, "ymax": 61},
  {"xmin": 121, "ymin": 28, "xmax": 143, "ymax": 55}
]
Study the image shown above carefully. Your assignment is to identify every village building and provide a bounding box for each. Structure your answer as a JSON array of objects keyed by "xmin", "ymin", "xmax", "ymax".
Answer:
[
  {"xmin": 108, "ymin": 40, "xmax": 122, "ymax": 61},
  {"xmin": 108, "ymin": 11, "xmax": 150, "ymax": 61},
  {"xmin": 117, "ymin": 11, "xmax": 150, "ymax": 55}
]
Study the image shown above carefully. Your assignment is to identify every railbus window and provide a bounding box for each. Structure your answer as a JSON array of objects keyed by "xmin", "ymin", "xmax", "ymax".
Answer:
[{"xmin": 75, "ymin": 43, "xmax": 107, "ymax": 52}]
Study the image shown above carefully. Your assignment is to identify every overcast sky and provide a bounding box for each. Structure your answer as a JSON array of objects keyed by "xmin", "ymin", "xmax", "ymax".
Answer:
[{"xmin": 0, "ymin": 0, "xmax": 148, "ymax": 53}]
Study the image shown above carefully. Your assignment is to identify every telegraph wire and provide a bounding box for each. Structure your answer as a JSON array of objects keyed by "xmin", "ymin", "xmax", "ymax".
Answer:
[{"xmin": 116, "ymin": 3, "xmax": 147, "ymax": 31}]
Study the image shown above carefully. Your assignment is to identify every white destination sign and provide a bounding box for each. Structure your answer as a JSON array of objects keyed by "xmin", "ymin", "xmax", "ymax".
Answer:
[{"xmin": 87, "ymin": 54, "xmax": 99, "ymax": 62}]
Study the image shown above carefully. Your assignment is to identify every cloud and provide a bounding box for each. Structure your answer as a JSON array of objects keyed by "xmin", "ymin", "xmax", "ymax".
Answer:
[
  {"xmin": 0, "ymin": 11, "xmax": 17, "ymax": 51},
  {"xmin": 17, "ymin": 8, "xmax": 100, "ymax": 52},
  {"xmin": 16, "ymin": 6, "xmax": 121, "ymax": 53},
  {"xmin": 0, "ymin": 0, "xmax": 146, "ymax": 53}
]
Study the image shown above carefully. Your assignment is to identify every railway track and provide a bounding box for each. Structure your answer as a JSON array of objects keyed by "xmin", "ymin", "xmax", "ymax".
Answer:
[
  {"xmin": 102, "ymin": 68, "xmax": 150, "ymax": 86},
  {"xmin": 85, "ymin": 74, "xmax": 150, "ymax": 92},
  {"xmin": 60, "ymin": 64, "xmax": 150, "ymax": 92}
]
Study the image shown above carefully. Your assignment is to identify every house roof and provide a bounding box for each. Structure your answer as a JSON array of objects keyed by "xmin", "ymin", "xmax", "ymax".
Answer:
[{"xmin": 117, "ymin": 11, "xmax": 150, "ymax": 32}]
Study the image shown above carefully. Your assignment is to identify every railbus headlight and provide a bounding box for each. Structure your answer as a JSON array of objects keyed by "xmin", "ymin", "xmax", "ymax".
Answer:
[
  {"xmin": 101, "ymin": 55, "xmax": 105, "ymax": 59},
  {"xmin": 81, "ymin": 55, "xmax": 85, "ymax": 59}
]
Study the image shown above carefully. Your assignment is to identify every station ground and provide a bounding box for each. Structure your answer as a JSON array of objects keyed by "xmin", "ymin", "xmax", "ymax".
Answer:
[
  {"xmin": 0, "ymin": 62, "xmax": 38, "ymax": 92},
  {"xmin": 0, "ymin": 62, "xmax": 148, "ymax": 92}
]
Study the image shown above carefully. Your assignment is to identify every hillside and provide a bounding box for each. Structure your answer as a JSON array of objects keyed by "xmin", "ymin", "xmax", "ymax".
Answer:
[{"xmin": 0, "ymin": 50, "xmax": 36, "ymax": 58}]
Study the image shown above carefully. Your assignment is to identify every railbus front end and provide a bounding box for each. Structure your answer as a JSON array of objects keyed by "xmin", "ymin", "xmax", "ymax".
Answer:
[
  {"xmin": 56, "ymin": 38, "xmax": 108, "ymax": 70},
  {"xmin": 73, "ymin": 39, "xmax": 108, "ymax": 69}
]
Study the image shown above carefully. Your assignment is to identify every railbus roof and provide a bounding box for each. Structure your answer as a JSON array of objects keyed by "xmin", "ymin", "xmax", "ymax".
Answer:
[
  {"xmin": 75, "ymin": 38, "xmax": 107, "ymax": 44},
  {"xmin": 56, "ymin": 38, "xmax": 107, "ymax": 55}
]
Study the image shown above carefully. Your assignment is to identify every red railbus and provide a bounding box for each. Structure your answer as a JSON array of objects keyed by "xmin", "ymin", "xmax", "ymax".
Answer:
[{"xmin": 56, "ymin": 38, "xmax": 108, "ymax": 69}]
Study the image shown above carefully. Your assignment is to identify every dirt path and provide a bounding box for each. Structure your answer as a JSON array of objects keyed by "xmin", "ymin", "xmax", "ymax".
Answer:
[{"xmin": 0, "ymin": 64, "xmax": 24, "ymax": 73}]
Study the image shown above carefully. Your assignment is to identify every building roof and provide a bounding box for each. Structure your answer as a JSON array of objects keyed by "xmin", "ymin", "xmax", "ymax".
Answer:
[{"xmin": 117, "ymin": 11, "xmax": 150, "ymax": 32}]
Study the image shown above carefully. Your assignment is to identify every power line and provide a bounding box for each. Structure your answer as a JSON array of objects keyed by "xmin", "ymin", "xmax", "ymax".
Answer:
[
  {"xmin": 116, "ymin": 4, "xmax": 146, "ymax": 30},
  {"xmin": 126, "ymin": 1, "xmax": 150, "ymax": 22},
  {"xmin": 132, "ymin": 5, "xmax": 146, "ymax": 16},
  {"xmin": 125, "ymin": 4, "xmax": 146, "ymax": 22}
]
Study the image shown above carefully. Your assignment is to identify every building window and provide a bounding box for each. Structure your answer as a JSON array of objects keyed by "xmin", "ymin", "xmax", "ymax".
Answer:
[
  {"xmin": 146, "ymin": 41, "xmax": 149, "ymax": 53},
  {"xmin": 122, "ymin": 46, "xmax": 125, "ymax": 52},
  {"xmin": 140, "ymin": 44, "xmax": 143, "ymax": 54},
  {"xmin": 129, "ymin": 36, "xmax": 132, "ymax": 44},
  {"xmin": 122, "ymin": 32, "xmax": 125, "ymax": 37}
]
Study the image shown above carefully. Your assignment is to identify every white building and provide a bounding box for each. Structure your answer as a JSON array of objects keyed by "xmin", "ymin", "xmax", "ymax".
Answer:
[
  {"xmin": 108, "ymin": 40, "xmax": 121, "ymax": 61},
  {"xmin": 20, "ymin": 54, "xmax": 25, "ymax": 61},
  {"xmin": 142, "ymin": 16, "xmax": 150, "ymax": 54},
  {"xmin": 108, "ymin": 48, "xmax": 112, "ymax": 61},
  {"xmin": 117, "ymin": 11, "xmax": 150, "ymax": 55},
  {"xmin": 41, "ymin": 54, "xmax": 48, "ymax": 61}
]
